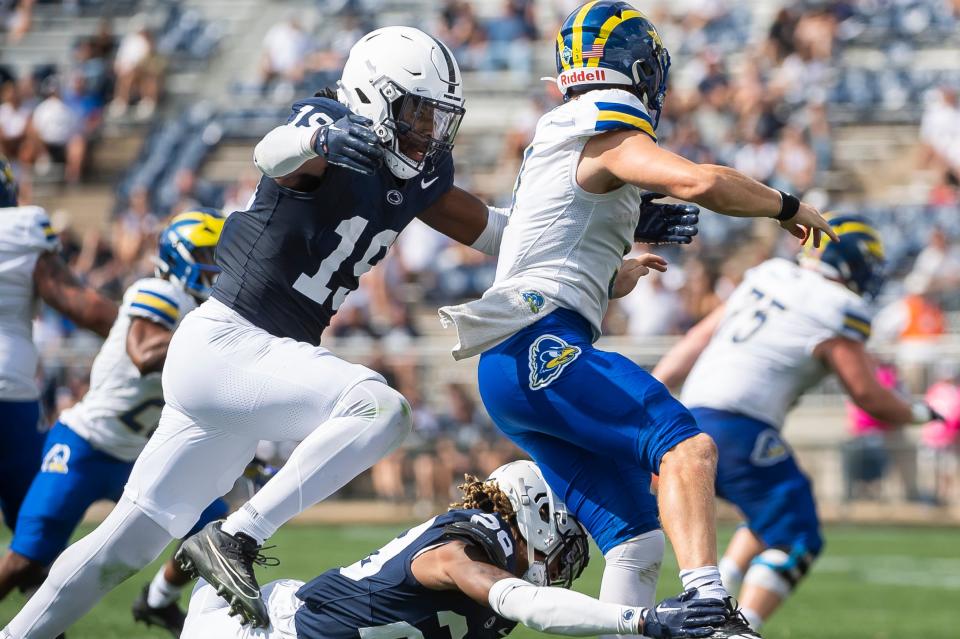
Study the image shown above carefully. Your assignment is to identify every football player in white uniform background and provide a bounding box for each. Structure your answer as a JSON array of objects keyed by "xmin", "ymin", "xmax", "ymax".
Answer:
[
  {"xmin": 0, "ymin": 209, "xmax": 229, "ymax": 637},
  {"xmin": 0, "ymin": 156, "xmax": 116, "ymax": 538},
  {"xmin": 439, "ymin": 2, "xmax": 837, "ymax": 638},
  {"xmin": 653, "ymin": 215, "xmax": 943, "ymax": 630}
]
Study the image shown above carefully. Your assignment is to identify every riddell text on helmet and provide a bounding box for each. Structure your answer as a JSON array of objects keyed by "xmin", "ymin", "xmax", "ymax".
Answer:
[{"xmin": 559, "ymin": 68, "xmax": 607, "ymax": 87}]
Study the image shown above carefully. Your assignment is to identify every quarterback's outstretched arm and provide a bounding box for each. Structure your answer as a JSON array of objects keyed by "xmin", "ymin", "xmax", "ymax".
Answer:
[
  {"xmin": 579, "ymin": 130, "xmax": 837, "ymax": 247},
  {"xmin": 33, "ymin": 252, "xmax": 118, "ymax": 338},
  {"xmin": 815, "ymin": 337, "xmax": 937, "ymax": 425},
  {"xmin": 652, "ymin": 305, "xmax": 726, "ymax": 391}
]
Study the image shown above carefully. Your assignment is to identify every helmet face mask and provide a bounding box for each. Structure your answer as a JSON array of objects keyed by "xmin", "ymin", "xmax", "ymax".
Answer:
[
  {"xmin": 337, "ymin": 27, "xmax": 465, "ymax": 180},
  {"xmin": 0, "ymin": 156, "xmax": 18, "ymax": 208},
  {"xmin": 384, "ymin": 84, "xmax": 464, "ymax": 177},
  {"xmin": 487, "ymin": 461, "xmax": 590, "ymax": 589}
]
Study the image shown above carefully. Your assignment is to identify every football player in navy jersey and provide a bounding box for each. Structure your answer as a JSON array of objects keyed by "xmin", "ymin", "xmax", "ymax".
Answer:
[
  {"xmin": 3, "ymin": 26, "xmax": 698, "ymax": 639},
  {"xmin": 182, "ymin": 461, "xmax": 727, "ymax": 639}
]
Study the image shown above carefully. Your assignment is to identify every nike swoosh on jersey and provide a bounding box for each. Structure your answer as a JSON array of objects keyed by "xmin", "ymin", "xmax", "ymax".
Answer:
[{"xmin": 421, "ymin": 176, "xmax": 439, "ymax": 189}]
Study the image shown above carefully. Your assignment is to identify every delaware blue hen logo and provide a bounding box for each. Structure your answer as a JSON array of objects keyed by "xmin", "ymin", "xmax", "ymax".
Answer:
[
  {"xmin": 750, "ymin": 429, "xmax": 790, "ymax": 467},
  {"xmin": 528, "ymin": 335, "xmax": 581, "ymax": 390},
  {"xmin": 520, "ymin": 290, "xmax": 545, "ymax": 314}
]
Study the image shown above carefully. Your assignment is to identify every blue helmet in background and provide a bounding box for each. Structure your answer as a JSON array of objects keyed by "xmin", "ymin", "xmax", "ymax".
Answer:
[
  {"xmin": 800, "ymin": 213, "xmax": 887, "ymax": 300},
  {"xmin": 156, "ymin": 207, "xmax": 225, "ymax": 301},
  {"xmin": 1, "ymin": 156, "xmax": 18, "ymax": 208},
  {"xmin": 555, "ymin": 1, "xmax": 671, "ymax": 129}
]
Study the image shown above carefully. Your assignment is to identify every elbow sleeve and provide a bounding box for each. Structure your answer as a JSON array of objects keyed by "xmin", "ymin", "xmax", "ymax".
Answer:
[
  {"xmin": 487, "ymin": 578, "xmax": 640, "ymax": 636},
  {"xmin": 469, "ymin": 206, "xmax": 510, "ymax": 256},
  {"xmin": 253, "ymin": 124, "xmax": 320, "ymax": 178}
]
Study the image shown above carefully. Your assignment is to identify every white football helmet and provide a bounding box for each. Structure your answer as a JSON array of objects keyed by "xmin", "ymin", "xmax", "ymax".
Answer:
[
  {"xmin": 337, "ymin": 26, "xmax": 465, "ymax": 179},
  {"xmin": 487, "ymin": 460, "xmax": 589, "ymax": 588}
]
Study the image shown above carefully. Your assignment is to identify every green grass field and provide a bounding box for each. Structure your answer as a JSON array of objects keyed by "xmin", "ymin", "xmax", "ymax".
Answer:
[{"xmin": 2, "ymin": 523, "xmax": 957, "ymax": 638}]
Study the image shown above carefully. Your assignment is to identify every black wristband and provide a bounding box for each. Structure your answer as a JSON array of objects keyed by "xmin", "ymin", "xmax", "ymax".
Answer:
[{"xmin": 776, "ymin": 190, "xmax": 800, "ymax": 221}]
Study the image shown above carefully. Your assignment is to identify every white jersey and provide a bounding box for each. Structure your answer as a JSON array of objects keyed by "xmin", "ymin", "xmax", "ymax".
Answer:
[
  {"xmin": 681, "ymin": 258, "xmax": 874, "ymax": 428},
  {"xmin": 0, "ymin": 206, "xmax": 59, "ymax": 400},
  {"xmin": 59, "ymin": 278, "xmax": 196, "ymax": 461},
  {"xmin": 441, "ymin": 89, "xmax": 654, "ymax": 358}
]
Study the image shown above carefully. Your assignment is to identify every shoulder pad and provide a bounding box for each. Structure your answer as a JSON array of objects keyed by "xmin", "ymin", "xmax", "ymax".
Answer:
[
  {"xmin": 586, "ymin": 89, "xmax": 656, "ymax": 142},
  {"xmin": 442, "ymin": 520, "xmax": 510, "ymax": 571},
  {"xmin": 125, "ymin": 278, "xmax": 184, "ymax": 330},
  {"xmin": 286, "ymin": 97, "xmax": 350, "ymax": 128},
  {"xmin": 838, "ymin": 301, "xmax": 873, "ymax": 342},
  {"xmin": 3, "ymin": 205, "xmax": 59, "ymax": 253}
]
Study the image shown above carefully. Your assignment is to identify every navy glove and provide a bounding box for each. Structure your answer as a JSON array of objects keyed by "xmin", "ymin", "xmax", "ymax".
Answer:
[
  {"xmin": 635, "ymin": 192, "xmax": 700, "ymax": 245},
  {"xmin": 314, "ymin": 113, "xmax": 383, "ymax": 175},
  {"xmin": 641, "ymin": 590, "xmax": 727, "ymax": 639}
]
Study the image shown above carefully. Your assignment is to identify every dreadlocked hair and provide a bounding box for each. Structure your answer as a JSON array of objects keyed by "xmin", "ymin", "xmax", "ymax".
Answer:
[
  {"xmin": 451, "ymin": 475, "xmax": 516, "ymax": 526},
  {"xmin": 313, "ymin": 87, "xmax": 338, "ymax": 99}
]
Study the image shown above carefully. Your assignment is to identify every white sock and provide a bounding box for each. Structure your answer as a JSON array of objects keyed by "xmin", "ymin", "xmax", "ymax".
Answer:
[
  {"xmin": 598, "ymin": 530, "xmax": 665, "ymax": 639},
  {"xmin": 719, "ymin": 556, "xmax": 744, "ymax": 595},
  {"xmin": 679, "ymin": 565, "xmax": 729, "ymax": 600},
  {"xmin": 741, "ymin": 607, "xmax": 764, "ymax": 630},
  {"xmin": 146, "ymin": 568, "xmax": 183, "ymax": 608},
  {"xmin": 226, "ymin": 380, "xmax": 410, "ymax": 546},
  {"xmin": 222, "ymin": 503, "xmax": 273, "ymax": 546},
  {"xmin": 3, "ymin": 497, "xmax": 172, "ymax": 638}
]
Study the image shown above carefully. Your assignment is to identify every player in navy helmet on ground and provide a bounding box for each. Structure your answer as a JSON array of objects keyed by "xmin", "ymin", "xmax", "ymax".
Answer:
[
  {"xmin": 439, "ymin": 3, "xmax": 837, "ymax": 639},
  {"xmin": 0, "ymin": 209, "xmax": 230, "ymax": 638},
  {"xmin": 182, "ymin": 461, "xmax": 727, "ymax": 639},
  {"xmin": 0, "ymin": 156, "xmax": 117, "ymax": 542},
  {"xmin": 654, "ymin": 214, "xmax": 943, "ymax": 630},
  {"xmin": 3, "ymin": 25, "xmax": 699, "ymax": 638}
]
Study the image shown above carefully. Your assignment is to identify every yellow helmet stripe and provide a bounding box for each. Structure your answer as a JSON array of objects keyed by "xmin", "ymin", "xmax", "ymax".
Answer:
[
  {"xmin": 587, "ymin": 9, "xmax": 644, "ymax": 68},
  {"xmin": 571, "ymin": 1, "xmax": 599, "ymax": 67},
  {"xmin": 832, "ymin": 221, "xmax": 881, "ymax": 241},
  {"xmin": 557, "ymin": 31, "xmax": 570, "ymax": 71}
]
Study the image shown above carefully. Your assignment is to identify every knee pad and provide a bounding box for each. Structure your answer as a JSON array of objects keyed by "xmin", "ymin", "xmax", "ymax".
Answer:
[
  {"xmin": 340, "ymin": 380, "xmax": 412, "ymax": 442},
  {"xmin": 743, "ymin": 544, "xmax": 820, "ymax": 598}
]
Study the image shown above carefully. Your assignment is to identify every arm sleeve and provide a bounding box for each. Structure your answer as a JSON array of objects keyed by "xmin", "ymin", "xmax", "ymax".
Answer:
[
  {"xmin": 488, "ymin": 578, "xmax": 640, "ymax": 636},
  {"xmin": 253, "ymin": 123, "xmax": 320, "ymax": 178},
  {"xmin": 253, "ymin": 97, "xmax": 348, "ymax": 178},
  {"xmin": 469, "ymin": 206, "xmax": 510, "ymax": 256}
]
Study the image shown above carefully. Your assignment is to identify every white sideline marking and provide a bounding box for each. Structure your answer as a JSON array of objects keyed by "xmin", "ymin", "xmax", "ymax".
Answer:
[{"xmin": 816, "ymin": 556, "xmax": 960, "ymax": 589}]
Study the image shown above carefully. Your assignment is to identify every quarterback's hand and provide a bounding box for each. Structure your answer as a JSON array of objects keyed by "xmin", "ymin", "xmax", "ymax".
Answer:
[
  {"xmin": 778, "ymin": 201, "xmax": 838, "ymax": 248},
  {"xmin": 612, "ymin": 254, "xmax": 667, "ymax": 299},
  {"xmin": 640, "ymin": 590, "xmax": 727, "ymax": 639},
  {"xmin": 314, "ymin": 113, "xmax": 383, "ymax": 175},
  {"xmin": 635, "ymin": 193, "xmax": 700, "ymax": 245}
]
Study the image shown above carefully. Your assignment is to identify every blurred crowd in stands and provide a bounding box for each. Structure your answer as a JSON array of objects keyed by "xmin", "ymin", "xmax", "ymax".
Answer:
[{"xmin": 5, "ymin": 0, "xmax": 960, "ymax": 506}]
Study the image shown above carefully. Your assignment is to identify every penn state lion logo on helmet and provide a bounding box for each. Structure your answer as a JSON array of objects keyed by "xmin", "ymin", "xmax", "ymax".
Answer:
[{"xmin": 528, "ymin": 335, "xmax": 582, "ymax": 390}]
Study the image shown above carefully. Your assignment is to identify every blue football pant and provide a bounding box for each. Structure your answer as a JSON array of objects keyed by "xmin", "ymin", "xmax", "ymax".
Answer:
[
  {"xmin": 478, "ymin": 308, "xmax": 701, "ymax": 554},
  {"xmin": 0, "ymin": 400, "xmax": 44, "ymax": 531}
]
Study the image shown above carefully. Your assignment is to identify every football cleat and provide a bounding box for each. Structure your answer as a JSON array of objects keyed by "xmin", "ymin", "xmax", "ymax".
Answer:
[
  {"xmin": 131, "ymin": 584, "xmax": 186, "ymax": 637},
  {"xmin": 175, "ymin": 521, "xmax": 278, "ymax": 628},
  {"xmin": 710, "ymin": 598, "xmax": 763, "ymax": 639}
]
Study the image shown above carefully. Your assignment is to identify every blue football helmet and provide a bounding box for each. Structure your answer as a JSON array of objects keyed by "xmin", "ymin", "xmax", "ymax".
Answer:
[
  {"xmin": 555, "ymin": 1, "xmax": 671, "ymax": 129},
  {"xmin": 156, "ymin": 207, "xmax": 225, "ymax": 301},
  {"xmin": 1, "ymin": 155, "xmax": 18, "ymax": 208},
  {"xmin": 800, "ymin": 213, "xmax": 886, "ymax": 300}
]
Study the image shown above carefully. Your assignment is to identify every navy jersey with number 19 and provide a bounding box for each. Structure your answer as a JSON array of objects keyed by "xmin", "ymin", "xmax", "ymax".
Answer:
[
  {"xmin": 294, "ymin": 509, "xmax": 519, "ymax": 639},
  {"xmin": 213, "ymin": 97, "xmax": 454, "ymax": 346}
]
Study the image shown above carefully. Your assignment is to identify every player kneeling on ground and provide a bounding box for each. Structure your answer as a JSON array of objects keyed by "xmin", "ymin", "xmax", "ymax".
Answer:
[
  {"xmin": 654, "ymin": 214, "xmax": 944, "ymax": 630},
  {"xmin": 0, "ymin": 209, "xmax": 230, "ymax": 637},
  {"xmin": 182, "ymin": 461, "xmax": 727, "ymax": 639}
]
